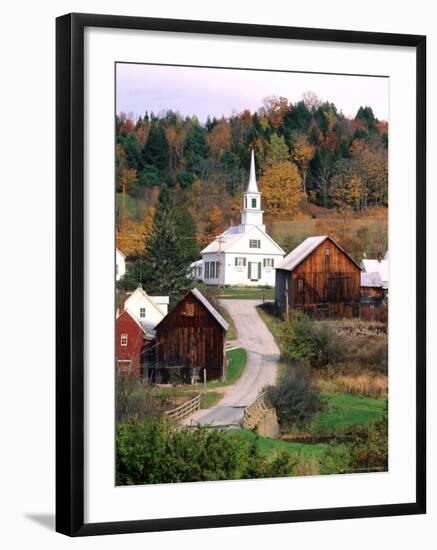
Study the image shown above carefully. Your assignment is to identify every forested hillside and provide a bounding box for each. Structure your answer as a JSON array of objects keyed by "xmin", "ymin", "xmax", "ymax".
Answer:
[{"xmin": 116, "ymin": 94, "xmax": 388, "ymax": 282}]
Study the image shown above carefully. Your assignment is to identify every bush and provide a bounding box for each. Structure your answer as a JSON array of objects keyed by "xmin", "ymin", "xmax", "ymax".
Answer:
[
  {"xmin": 278, "ymin": 311, "xmax": 343, "ymax": 368},
  {"xmin": 116, "ymin": 376, "xmax": 176, "ymax": 423},
  {"xmin": 116, "ymin": 418, "xmax": 296, "ymax": 485},
  {"xmin": 266, "ymin": 363, "xmax": 322, "ymax": 428}
]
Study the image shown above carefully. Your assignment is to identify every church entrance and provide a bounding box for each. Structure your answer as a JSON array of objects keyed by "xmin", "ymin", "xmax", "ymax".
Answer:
[{"xmin": 248, "ymin": 262, "xmax": 261, "ymax": 281}]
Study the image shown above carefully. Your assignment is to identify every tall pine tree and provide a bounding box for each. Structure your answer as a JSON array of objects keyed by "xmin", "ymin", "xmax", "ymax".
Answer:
[{"xmin": 142, "ymin": 185, "xmax": 192, "ymax": 305}]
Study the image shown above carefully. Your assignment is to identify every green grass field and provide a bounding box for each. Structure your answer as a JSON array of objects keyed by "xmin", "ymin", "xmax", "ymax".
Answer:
[
  {"xmin": 310, "ymin": 393, "xmax": 386, "ymax": 436},
  {"xmin": 220, "ymin": 286, "xmax": 274, "ymax": 300},
  {"xmin": 231, "ymin": 429, "xmax": 328, "ymax": 460},
  {"xmin": 208, "ymin": 348, "xmax": 247, "ymax": 388}
]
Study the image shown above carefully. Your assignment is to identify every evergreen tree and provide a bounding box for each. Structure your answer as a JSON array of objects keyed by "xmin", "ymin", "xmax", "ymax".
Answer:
[
  {"xmin": 175, "ymin": 207, "xmax": 199, "ymax": 264},
  {"xmin": 184, "ymin": 120, "xmax": 209, "ymax": 175},
  {"xmin": 142, "ymin": 125, "xmax": 170, "ymax": 173},
  {"xmin": 142, "ymin": 185, "xmax": 192, "ymax": 304}
]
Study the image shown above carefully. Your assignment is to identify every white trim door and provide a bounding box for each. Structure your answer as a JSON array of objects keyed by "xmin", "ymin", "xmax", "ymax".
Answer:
[{"xmin": 248, "ymin": 261, "xmax": 261, "ymax": 281}]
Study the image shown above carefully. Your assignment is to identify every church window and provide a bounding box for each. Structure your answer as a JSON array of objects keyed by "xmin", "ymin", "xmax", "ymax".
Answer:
[
  {"xmin": 210, "ymin": 261, "xmax": 216, "ymax": 279},
  {"xmin": 249, "ymin": 239, "xmax": 261, "ymax": 249},
  {"xmin": 205, "ymin": 262, "xmax": 210, "ymax": 278},
  {"xmin": 235, "ymin": 257, "xmax": 246, "ymax": 267},
  {"xmin": 245, "ymin": 197, "xmax": 247, "ymax": 209},
  {"xmin": 251, "ymin": 198, "xmax": 257, "ymax": 208},
  {"xmin": 263, "ymin": 258, "xmax": 274, "ymax": 267}
]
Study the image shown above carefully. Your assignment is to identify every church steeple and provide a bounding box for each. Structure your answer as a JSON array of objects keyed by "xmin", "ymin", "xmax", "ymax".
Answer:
[{"xmin": 241, "ymin": 150, "xmax": 265, "ymax": 231}]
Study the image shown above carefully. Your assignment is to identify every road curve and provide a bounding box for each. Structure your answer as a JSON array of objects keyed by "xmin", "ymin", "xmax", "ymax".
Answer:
[{"xmin": 185, "ymin": 299, "xmax": 279, "ymax": 427}]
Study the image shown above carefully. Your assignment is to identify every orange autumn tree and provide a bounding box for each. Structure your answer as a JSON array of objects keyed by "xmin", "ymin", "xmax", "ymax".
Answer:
[
  {"xmin": 260, "ymin": 161, "xmax": 303, "ymax": 220},
  {"xmin": 116, "ymin": 208, "xmax": 154, "ymax": 258},
  {"xmin": 291, "ymin": 133, "xmax": 315, "ymax": 200}
]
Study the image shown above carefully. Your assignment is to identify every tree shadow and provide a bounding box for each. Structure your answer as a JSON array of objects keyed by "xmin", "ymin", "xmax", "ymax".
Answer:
[{"xmin": 25, "ymin": 513, "xmax": 55, "ymax": 531}]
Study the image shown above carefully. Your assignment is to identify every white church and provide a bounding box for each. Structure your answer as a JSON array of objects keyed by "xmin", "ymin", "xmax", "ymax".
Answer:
[{"xmin": 196, "ymin": 150, "xmax": 285, "ymax": 287}]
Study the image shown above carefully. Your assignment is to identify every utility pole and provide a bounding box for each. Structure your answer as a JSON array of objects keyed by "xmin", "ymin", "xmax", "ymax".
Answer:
[{"xmin": 216, "ymin": 235, "xmax": 225, "ymax": 296}]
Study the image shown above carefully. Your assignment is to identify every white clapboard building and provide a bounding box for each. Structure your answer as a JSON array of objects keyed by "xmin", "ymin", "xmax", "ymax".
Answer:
[{"xmin": 199, "ymin": 150, "xmax": 285, "ymax": 287}]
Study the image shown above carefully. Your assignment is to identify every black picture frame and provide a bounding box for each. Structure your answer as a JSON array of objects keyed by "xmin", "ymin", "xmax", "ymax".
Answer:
[{"xmin": 56, "ymin": 12, "xmax": 426, "ymax": 537}]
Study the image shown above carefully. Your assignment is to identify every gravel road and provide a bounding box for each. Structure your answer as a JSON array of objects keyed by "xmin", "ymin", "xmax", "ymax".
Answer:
[{"xmin": 185, "ymin": 299, "xmax": 279, "ymax": 427}]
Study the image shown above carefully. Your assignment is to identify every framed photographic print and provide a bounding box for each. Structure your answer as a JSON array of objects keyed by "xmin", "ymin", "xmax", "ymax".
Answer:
[{"xmin": 56, "ymin": 13, "xmax": 426, "ymax": 536}]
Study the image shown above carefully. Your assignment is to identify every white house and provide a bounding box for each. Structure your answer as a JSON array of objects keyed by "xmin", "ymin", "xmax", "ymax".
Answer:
[
  {"xmin": 123, "ymin": 286, "xmax": 169, "ymax": 335},
  {"xmin": 200, "ymin": 150, "xmax": 285, "ymax": 287},
  {"xmin": 116, "ymin": 248, "xmax": 126, "ymax": 281}
]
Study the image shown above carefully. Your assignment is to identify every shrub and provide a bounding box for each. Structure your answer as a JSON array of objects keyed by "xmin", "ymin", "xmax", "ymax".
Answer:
[
  {"xmin": 115, "ymin": 376, "xmax": 175, "ymax": 423},
  {"xmin": 278, "ymin": 311, "xmax": 343, "ymax": 368},
  {"xmin": 116, "ymin": 418, "xmax": 297, "ymax": 485},
  {"xmin": 266, "ymin": 362, "xmax": 322, "ymax": 428}
]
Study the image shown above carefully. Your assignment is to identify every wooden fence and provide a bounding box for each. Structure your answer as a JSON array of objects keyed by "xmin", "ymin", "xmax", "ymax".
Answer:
[
  {"xmin": 242, "ymin": 392, "xmax": 270, "ymax": 430},
  {"xmin": 164, "ymin": 393, "xmax": 201, "ymax": 422}
]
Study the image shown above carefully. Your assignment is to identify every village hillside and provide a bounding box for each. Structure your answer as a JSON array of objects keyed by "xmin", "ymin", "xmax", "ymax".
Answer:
[{"xmin": 114, "ymin": 94, "xmax": 388, "ymax": 485}]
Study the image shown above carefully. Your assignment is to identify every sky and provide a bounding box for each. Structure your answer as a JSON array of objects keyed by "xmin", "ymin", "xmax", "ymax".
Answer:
[{"xmin": 116, "ymin": 63, "xmax": 389, "ymax": 122}]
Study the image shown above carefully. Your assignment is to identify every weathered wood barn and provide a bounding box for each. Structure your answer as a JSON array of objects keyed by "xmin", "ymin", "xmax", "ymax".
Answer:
[
  {"xmin": 153, "ymin": 288, "xmax": 229, "ymax": 383},
  {"xmin": 275, "ymin": 236, "xmax": 362, "ymax": 319}
]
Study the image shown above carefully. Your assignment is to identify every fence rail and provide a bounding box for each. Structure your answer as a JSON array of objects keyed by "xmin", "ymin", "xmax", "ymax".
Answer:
[
  {"xmin": 242, "ymin": 391, "xmax": 270, "ymax": 430},
  {"xmin": 164, "ymin": 393, "xmax": 201, "ymax": 422}
]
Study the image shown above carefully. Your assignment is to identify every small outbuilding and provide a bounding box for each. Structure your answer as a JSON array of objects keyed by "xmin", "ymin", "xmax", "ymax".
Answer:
[
  {"xmin": 154, "ymin": 288, "xmax": 229, "ymax": 383},
  {"xmin": 275, "ymin": 235, "xmax": 362, "ymax": 319},
  {"xmin": 116, "ymin": 309, "xmax": 150, "ymax": 377}
]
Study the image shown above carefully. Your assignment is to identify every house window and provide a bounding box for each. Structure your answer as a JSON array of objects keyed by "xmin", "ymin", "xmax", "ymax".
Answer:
[
  {"xmin": 325, "ymin": 248, "xmax": 330, "ymax": 255},
  {"xmin": 251, "ymin": 197, "xmax": 257, "ymax": 208},
  {"xmin": 139, "ymin": 307, "xmax": 146, "ymax": 318},
  {"xmin": 244, "ymin": 197, "xmax": 247, "ymax": 209},
  {"xmin": 120, "ymin": 334, "xmax": 128, "ymax": 346},
  {"xmin": 205, "ymin": 262, "xmax": 210, "ymax": 278},
  {"xmin": 263, "ymin": 258, "xmax": 274, "ymax": 268},
  {"xmin": 235, "ymin": 257, "xmax": 246, "ymax": 267},
  {"xmin": 249, "ymin": 239, "xmax": 261, "ymax": 249},
  {"xmin": 198, "ymin": 267, "xmax": 202, "ymax": 277},
  {"xmin": 185, "ymin": 303, "xmax": 195, "ymax": 317},
  {"xmin": 298, "ymin": 278, "xmax": 304, "ymax": 286},
  {"xmin": 210, "ymin": 261, "xmax": 216, "ymax": 279}
]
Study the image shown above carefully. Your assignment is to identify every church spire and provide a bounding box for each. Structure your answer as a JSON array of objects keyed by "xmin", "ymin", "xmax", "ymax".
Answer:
[
  {"xmin": 240, "ymin": 150, "xmax": 264, "ymax": 231},
  {"xmin": 247, "ymin": 149, "xmax": 259, "ymax": 193}
]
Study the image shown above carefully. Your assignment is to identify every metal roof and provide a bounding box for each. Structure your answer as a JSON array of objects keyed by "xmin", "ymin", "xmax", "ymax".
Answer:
[
  {"xmin": 361, "ymin": 271, "xmax": 383, "ymax": 287},
  {"xmin": 361, "ymin": 259, "xmax": 389, "ymax": 285},
  {"xmin": 277, "ymin": 235, "xmax": 362, "ymax": 272},
  {"xmin": 189, "ymin": 288, "xmax": 229, "ymax": 331},
  {"xmin": 277, "ymin": 236, "xmax": 328, "ymax": 271}
]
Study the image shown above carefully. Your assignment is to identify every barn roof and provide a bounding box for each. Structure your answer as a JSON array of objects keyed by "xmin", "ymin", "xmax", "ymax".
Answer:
[
  {"xmin": 277, "ymin": 235, "xmax": 362, "ymax": 272},
  {"xmin": 361, "ymin": 271, "xmax": 383, "ymax": 288},
  {"xmin": 189, "ymin": 288, "xmax": 229, "ymax": 331},
  {"xmin": 362, "ymin": 258, "xmax": 389, "ymax": 286}
]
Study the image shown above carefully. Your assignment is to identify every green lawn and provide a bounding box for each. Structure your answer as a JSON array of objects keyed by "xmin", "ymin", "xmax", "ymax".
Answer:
[
  {"xmin": 208, "ymin": 348, "xmax": 247, "ymax": 388},
  {"xmin": 231, "ymin": 429, "xmax": 328, "ymax": 460},
  {"xmin": 220, "ymin": 286, "xmax": 274, "ymax": 300},
  {"xmin": 201, "ymin": 391, "xmax": 223, "ymax": 409},
  {"xmin": 310, "ymin": 393, "xmax": 387, "ymax": 436}
]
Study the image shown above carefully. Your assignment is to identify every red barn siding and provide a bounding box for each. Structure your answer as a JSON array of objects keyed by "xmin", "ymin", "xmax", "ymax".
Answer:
[{"xmin": 115, "ymin": 310, "xmax": 146, "ymax": 377}]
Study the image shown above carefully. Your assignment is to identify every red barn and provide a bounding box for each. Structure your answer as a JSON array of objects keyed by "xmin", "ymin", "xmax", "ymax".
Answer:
[{"xmin": 115, "ymin": 309, "xmax": 148, "ymax": 377}]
